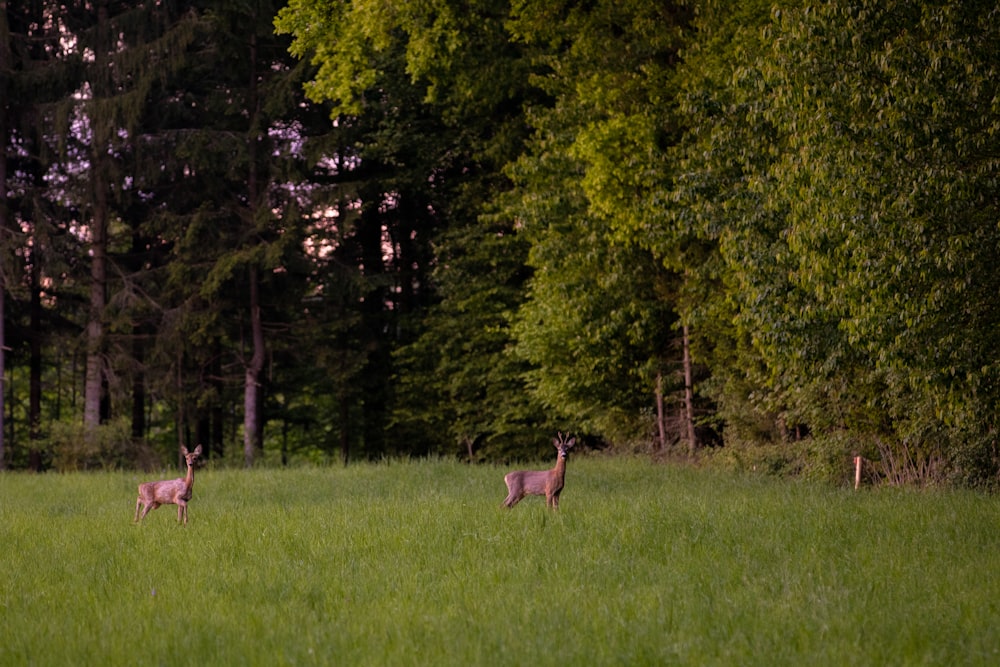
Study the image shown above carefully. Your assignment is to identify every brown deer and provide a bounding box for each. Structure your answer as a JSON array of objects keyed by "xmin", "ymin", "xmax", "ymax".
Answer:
[
  {"xmin": 502, "ymin": 433, "xmax": 576, "ymax": 509},
  {"xmin": 134, "ymin": 445, "xmax": 203, "ymax": 525}
]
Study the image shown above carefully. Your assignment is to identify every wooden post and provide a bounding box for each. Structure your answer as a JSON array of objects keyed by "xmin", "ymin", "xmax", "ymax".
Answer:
[{"xmin": 854, "ymin": 455, "xmax": 863, "ymax": 490}]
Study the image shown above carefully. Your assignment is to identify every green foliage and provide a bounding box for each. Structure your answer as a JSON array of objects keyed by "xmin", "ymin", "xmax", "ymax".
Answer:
[
  {"xmin": 948, "ymin": 429, "xmax": 1000, "ymax": 490},
  {"xmin": 509, "ymin": 0, "xmax": 691, "ymax": 253},
  {"xmin": 510, "ymin": 207, "xmax": 677, "ymax": 441},
  {"xmin": 709, "ymin": 430, "xmax": 870, "ymax": 486},
  {"xmin": 392, "ymin": 221, "xmax": 546, "ymax": 459},
  {"xmin": 499, "ymin": 0, "xmax": 693, "ymax": 445},
  {"xmin": 44, "ymin": 419, "xmax": 135, "ymax": 472},
  {"xmin": 755, "ymin": 0, "xmax": 1000, "ymax": 401},
  {"xmin": 277, "ymin": 0, "xmax": 546, "ymax": 457},
  {"xmin": 669, "ymin": 0, "xmax": 1000, "ymax": 480},
  {"xmin": 3, "ymin": 463, "xmax": 1000, "ymax": 664},
  {"xmin": 276, "ymin": 0, "xmax": 524, "ymax": 118},
  {"xmin": 7, "ymin": 0, "xmax": 1000, "ymax": 480}
]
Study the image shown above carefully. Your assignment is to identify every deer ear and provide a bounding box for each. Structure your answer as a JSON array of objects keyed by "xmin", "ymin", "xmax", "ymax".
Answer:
[
  {"xmin": 567, "ymin": 438, "xmax": 576, "ymax": 448},
  {"xmin": 193, "ymin": 445, "xmax": 203, "ymax": 456},
  {"xmin": 181, "ymin": 446, "xmax": 189, "ymax": 456}
]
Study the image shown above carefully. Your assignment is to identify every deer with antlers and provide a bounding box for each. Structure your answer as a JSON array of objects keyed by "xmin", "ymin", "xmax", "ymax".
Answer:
[
  {"xmin": 134, "ymin": 445, "xmax": 203, "ymax": 525},
  {"xmin": 502, "ymin": 433, "xmax": 576, "ymax": 509}
]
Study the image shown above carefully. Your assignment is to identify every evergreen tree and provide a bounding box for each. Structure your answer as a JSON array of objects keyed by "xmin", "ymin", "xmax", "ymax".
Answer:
[
  {"xmin": 2, "ymin": 0, "xmax": 92, "ymax": 469},
  {"xmin": 150, "ymin": 0, "xmax": 336, "ymax": 466},
  {"xmin": 277, "ymin": 0, "xmax": 544, "ymax": 458},
  {"xmin": 0, "ymin": 0, "xmax": 10, "ymax": 469}
]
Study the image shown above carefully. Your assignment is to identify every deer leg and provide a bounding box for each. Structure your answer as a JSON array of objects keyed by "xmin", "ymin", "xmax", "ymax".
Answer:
[
  {"xmin": 502, "ymin": 477, "xmax": 520, "ymax": 508},
  {"xmin": 138, "ymin": 502, "xmax": 158, "ymax": 522},
  {"xmin": 177, "ymin": 501, "xmax": 187, "ymax": 524},
  {"xmin": 134, "ymin": 497, "xmax": 142, "ymax": 522}
]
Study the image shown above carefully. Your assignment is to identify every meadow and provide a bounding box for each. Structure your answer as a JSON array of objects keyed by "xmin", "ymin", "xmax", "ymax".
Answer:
[{"xmin": 1, "ymin": 457, "xmax": 999, "ymax": 666}]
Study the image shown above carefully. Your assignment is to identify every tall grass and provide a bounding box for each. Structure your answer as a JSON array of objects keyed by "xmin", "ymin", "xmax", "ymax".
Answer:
[{"xmin": 2, "ymin": 458, "xmax": 998, "ymax": 665}]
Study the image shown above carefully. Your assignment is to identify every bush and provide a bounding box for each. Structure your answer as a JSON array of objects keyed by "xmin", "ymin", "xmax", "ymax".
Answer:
[
  {"xmin": 44, "ymin": 419, "xmax": 134, "ymax": 471},
  {"xmin": 704, "ymin": 431, "xmax": 876, "ymax": 487},
  {"xmin": 947, "ymin": 430, "xmax": 1000, "ymax": 490}
]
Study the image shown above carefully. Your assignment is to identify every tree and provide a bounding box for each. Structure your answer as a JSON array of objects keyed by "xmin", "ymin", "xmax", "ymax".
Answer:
[
  {"xmin": 510, "ymin": 202, "xmax": 680, "ymax": 445},
  {"xmin": 502, "ymin": 0, "xmax": 696, "ymax": 448},
  {"xmin": 673, "ymin": 0, "xmax": 1000, "ymax": 482},
  {"xmin": 78, "ymin": 0, "xmax": 115, "ymax": 431},
  {"xmin": 94, "ymin": 0, "xmax": 338, "ymax": 467},
  {"xmin": 760, "ymin": 0, "xmax": 1000, "ymax": 481},
  {"xmin": 0, "ymin": 0, "xmax": 9, "ymax": 469},
  {"xmin": 2, "ymin": 0, "xmax": 93, "ymax": 469},
  {"xmin": 2, "ymin": 0, "xmax": 335, "ymax": 469},
  {"xmin": 392, "ymin": 211, "xmax": 542, "ymax": 460},
  {"xmin": 277, "ymin": 0, "xmax": 548, "ymax": 458},
  {"xmin": 667, "ymin": 0, "xmax": 797, "ymax": 446},
  {"xmin": 16, "ymin": 1, "xmax": 204, "ymax": 463}
]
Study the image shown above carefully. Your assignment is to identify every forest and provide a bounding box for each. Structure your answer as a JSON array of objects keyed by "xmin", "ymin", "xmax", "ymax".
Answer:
[{"xmin": 1, "ymin": 0, "xmax": 998, "ymax": 485}]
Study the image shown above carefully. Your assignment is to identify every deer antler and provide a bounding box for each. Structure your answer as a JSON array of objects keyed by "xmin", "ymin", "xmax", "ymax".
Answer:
[{"xmin": 501, "ymin": 434, "xmax": 576, "ymax": 509}]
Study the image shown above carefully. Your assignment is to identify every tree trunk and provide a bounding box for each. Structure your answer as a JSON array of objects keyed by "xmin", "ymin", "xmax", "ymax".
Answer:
[
  {"xmin": 244, "ymin": 266, "xmax": 265, "ymax": 467},
  {"xmin": 655, "ymin": 372, "xmax": 667, "ymax": 451},
  {"xmin": 130, "ymin": 224, "xmax": 148, "ymax": 446},
  {"xmin": 131, "ymin": 333, "xmax": 146, "ymax": 441},
  {"xmin": 211, "ymin": 342, "xmax": 224, "ymax": 459},
  {"xmin": 682, "ymin": 324, "xmax": 697, "ymax": 457},
  {"xmin": 83, "ymin": 181, "xmax": 108, "ymax": 429},
  {"xmin": 358, "ymin": 199, "xmax": 388, "ymax": 457},
  {"xmin": 28, "ymin": 253, "xmax": 42, "ymax": 470},
  {"xmin": 175, "ymin": 350, "xmax": 186, "ymax": 468},
  {"xmin": 340, "ymin": 388, "xmax": 350, "ymax": 466},
  {"xmin": 84, "ymin": 0, "xmax": 111, "ymax": 431},
  {"xmin": 0, "ymin": 3, "xmax": 7, "ymax": 469},
  {"xmin": 0, "ymin": 282, "xmax": 4, "ymax": 471},
  {"xmin": 242, "ymin": 26, "xmax": 266, "ymax": 468}
]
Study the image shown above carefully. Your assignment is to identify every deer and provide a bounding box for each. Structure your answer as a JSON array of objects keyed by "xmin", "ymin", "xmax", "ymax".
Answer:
[
  {"xmin": 134, "ymin": 445, "xmax": 203, "ymax": 525},
  {"xmin": 502, "ymin": 433, "xmax": 576, "ymax": 509}
]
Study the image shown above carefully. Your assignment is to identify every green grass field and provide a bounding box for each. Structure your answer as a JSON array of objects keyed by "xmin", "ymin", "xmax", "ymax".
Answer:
[{"xmin": 2, "ymin": 457, "xmax": 999, "ymax": 666}]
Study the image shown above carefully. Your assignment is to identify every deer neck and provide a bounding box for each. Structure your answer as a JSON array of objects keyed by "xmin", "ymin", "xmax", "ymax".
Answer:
[
  {"xmin": 552, "ymin": 454, "xmax": 567, "ymax": 479},
  {"xmin": 183, "ymin": 462, "xmax": 195, "ymax": 489}
]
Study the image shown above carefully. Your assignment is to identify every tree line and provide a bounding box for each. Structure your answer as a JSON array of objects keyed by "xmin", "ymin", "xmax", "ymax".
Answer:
[{"xmin": 2, "ymin": 0, "xmax": 998, "ymax": 485}]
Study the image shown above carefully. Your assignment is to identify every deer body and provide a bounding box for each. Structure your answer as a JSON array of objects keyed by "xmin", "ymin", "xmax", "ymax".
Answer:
[
  {"xmin": 134, "ymin": 445, "xmax": 202, "ymax": 524},
  {"xmin": 502, "ymin": 435, "xmax": 575, "ymax": 509}
]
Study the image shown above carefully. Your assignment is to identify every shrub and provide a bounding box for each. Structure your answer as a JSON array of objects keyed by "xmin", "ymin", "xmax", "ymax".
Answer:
[{"xmin": 44, "ymin": 419, "xmax": 133, "ymax": 471}]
